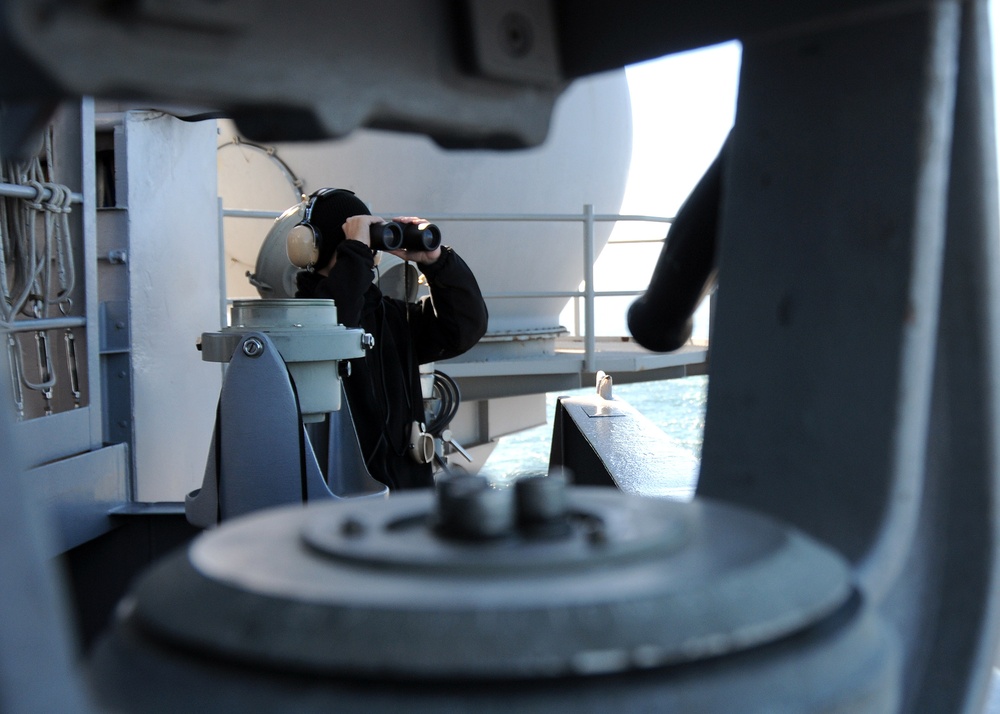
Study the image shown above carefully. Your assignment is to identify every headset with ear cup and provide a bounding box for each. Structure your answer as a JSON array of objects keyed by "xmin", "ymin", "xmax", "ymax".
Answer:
[{"xmin": 285, "ymin": 188, "xmax": 361, "ymax": 269}]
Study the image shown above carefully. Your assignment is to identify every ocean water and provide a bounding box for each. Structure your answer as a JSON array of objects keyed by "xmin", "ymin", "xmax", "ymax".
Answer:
[{"xmin": 480, "ymin": 375, "xmax": 709, "ymax": 486}]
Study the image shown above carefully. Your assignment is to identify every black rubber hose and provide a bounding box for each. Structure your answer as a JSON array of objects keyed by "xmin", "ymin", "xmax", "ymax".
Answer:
[
  {"xmin": 627, "ymin": 133, "xmax": 728, "ymax": 353},
  {"xmin": 427, "ymin": 370, "xmax": 461, "ymax": 436}
]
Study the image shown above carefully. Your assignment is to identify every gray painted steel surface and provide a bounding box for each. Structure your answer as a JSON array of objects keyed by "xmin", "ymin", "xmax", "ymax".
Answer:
[{"xmin": 0, "ymin": 0, "xmax": 998, "ymax": 711}]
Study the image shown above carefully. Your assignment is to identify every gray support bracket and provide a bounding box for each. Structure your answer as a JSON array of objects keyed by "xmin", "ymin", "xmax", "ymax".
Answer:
[
  {"xmin": 695, "ymin": 4, "xmax": 1000, "ymax": 711},
  {"xmin": 186, "ymin": 332, "xmax": 327, "ymax": 526},
  {"xmin": 186, "ymin": 332, "xmax": 386, "ymax": 528},
  {"xmin": 215, "ymin": 332, "xmax": 315, "ymax": 519},
  {"xmin": 306, "ymin": 394, "xmax": 388, "ymax": 500}
]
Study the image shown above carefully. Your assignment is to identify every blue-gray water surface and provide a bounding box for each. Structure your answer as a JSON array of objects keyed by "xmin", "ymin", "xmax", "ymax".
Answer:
[{"xmin": 481, "ymin": 375, "xmax": 708, "ymax": 484}]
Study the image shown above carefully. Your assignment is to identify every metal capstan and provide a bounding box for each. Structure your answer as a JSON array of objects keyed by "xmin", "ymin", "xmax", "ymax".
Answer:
[{"xmin": 90, "ymin": 472, "xmax": 896, "ymax": 711}]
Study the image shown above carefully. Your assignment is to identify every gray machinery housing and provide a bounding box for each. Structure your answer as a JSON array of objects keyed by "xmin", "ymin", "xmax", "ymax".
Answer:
[{"xmin": 186, "ymin": 298, "xmax": 387, "ymax": 527}]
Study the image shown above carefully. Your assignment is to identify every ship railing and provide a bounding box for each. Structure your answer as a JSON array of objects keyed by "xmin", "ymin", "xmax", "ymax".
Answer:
[
  {"xmin": 0, "ymin": 181, "xmax": 87, "ymax": 334},
  {"xmin": 223, "ymin": 204, "xmax": 676, "ymax": 373}
]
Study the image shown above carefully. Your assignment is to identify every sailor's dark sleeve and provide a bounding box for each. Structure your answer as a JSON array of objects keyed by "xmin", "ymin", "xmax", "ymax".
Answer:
[
  {"xmin": 305, "ymin": 241, "xmax": 376, "ymax": 327},
  {"xmin": 407, "ymin": 246, "xmax": 489, "ymax": 364}
]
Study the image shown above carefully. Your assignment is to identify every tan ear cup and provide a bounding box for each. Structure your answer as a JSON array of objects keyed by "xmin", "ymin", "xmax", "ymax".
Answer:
[
  {"xmin": 286, "ymin": 223, "xmax": 320, "ymax": 268},
  {"xmin": 408, "ymin": 421, "xmax": 435, "ymax": 464}
]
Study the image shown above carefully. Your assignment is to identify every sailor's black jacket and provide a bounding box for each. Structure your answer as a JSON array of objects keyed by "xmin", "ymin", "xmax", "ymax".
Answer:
[{"xmin": 296, "ymin": 241, "xmax": 488, "ymax": 489}]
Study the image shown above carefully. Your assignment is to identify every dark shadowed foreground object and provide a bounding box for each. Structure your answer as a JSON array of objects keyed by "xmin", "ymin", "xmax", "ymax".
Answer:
[{"xmin": 89, "ymin": 476, "xmax": 897, "ymax": 712}]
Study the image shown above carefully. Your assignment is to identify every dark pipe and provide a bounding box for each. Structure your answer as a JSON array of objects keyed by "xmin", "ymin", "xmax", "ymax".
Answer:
[{"xmin": 627, "ymin": 134, "xmax": 728, "ymax": 352}]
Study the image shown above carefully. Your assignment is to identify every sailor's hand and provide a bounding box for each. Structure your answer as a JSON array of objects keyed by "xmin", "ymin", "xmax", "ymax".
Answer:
[
  {"xmin": 342, "ymin": 215, "xmax": 383, "ymax": 247},
  {"xmin": 389, "ymin": 216, "xmax": 442, "ymax": 264}
]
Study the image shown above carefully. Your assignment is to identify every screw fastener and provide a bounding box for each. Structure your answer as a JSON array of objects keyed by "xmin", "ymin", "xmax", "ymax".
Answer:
[
  {"xmin": 242, "ymin": 337, "xmax": 264, "ymax": 357},
  {"xmin": 340, "ymin": 517, "xmax": 366, "ymax": 538}
]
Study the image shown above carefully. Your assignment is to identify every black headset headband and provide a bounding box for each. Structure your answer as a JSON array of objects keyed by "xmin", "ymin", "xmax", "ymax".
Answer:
[{"xmin": 300, "ymin": 187, "xmax": 357, "ymax": 229}]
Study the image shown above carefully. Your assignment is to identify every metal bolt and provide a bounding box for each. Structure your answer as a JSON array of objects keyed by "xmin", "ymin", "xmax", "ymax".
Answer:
[
  {"xmin": 436, "ymin": 474, "xmax": 515, "ymax": 540},
  {"xmin": 516, "ymin": 472, "xmax": 568, "ymax": 523},
  {"xmin": 361, "ymin": 333, "xmax": 375, "ymax": 350},
  {"xmin": 340, "ymin": 517, "xmax": 366, "ymax": 538},
  {"xmin": 242, "ymin": 337, "xmax": 264, "ymax": 357},
  {"xmin": 500, "ymin": 12, "xmax": 533, "ymax": 58},
  {"xmin": 587, "ymin": 522, "xmax": 609, "ymax": 546}
]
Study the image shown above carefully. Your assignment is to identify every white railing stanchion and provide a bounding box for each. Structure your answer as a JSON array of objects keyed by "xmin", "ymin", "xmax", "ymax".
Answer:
[{"xmin": 583, "ymin": 204, "xmax": 597, "ymax": 373}]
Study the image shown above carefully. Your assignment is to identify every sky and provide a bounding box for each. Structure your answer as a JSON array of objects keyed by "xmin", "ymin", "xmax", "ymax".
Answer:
[
  {"xmin": 573, "ymin": 41, "xmax": 740, "ymax": 339},
  {"xmin": 584, "ymin": 6, "xmax": 1000, "ymax": 340}
]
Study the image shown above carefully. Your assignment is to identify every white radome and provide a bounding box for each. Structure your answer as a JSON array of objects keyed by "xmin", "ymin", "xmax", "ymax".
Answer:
[{"xmin": 217, "ymin": 70, "xmax": 633, "ymax": 340}]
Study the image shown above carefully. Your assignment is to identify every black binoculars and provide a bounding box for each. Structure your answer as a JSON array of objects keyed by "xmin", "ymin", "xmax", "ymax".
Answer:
[{"xmin": 369, "ymin": 221, "xmax": 442, "ymax": 252}]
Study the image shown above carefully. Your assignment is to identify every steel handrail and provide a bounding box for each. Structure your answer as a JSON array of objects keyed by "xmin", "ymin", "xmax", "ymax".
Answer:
[
  {"xmin": 0, "ymin": 181, "xmax": 84, "ymax": 204},
  {"xmin": 222, "ymin": 204, "xmax": 675, "ymax": 371}
]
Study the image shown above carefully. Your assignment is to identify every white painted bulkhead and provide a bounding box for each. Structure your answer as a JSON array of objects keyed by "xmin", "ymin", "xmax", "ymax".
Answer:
[{"xmin": 113, "ymin": 111, "xmax": 223, "ymax": 501}]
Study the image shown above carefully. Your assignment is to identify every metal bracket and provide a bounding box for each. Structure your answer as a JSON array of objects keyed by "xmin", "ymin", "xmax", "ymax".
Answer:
[{"xmin": 462, "ymin": 0, "xmax": 562, "ymax": 87}]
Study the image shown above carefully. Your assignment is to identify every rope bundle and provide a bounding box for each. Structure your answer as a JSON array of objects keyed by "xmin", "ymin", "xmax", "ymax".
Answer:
[
  {"xmin": 2, "ymin": 128, "xmax": 80, "ymax": 415},
  {"xmin": 1, "ymin": 166, "xmax": 76, "ymax": 323}
]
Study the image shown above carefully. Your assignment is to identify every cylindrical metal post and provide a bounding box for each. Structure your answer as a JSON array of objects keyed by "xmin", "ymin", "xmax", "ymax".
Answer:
[{"xmin": 583, "ymin": 204, "xmax": 596, "ymax": 373}]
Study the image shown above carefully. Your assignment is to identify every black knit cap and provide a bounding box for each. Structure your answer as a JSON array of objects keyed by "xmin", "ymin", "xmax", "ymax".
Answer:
[{"xmin": 307, "ymin": 188, "xmax": 371, "ymax": 269}]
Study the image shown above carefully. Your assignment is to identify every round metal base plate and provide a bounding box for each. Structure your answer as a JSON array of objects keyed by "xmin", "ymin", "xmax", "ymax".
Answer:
[{"xmin": 125, "ymin": 488, "xmax": 852, "ymax": 680}]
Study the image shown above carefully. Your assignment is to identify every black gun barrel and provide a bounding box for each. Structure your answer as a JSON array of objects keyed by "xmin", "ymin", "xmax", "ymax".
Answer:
[{"xmin": 626, "ymin": 135, "xmax": 727, "ymax": 353}]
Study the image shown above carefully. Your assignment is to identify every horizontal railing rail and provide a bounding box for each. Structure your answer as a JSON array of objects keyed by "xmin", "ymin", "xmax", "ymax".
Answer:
[
  {"xmin": 222, "ymin": 204, "xmax": 675, "ymax": 372},
  {"xmin": 0, "ymin": 181, "xmax": 84, "ymax": 204}
]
